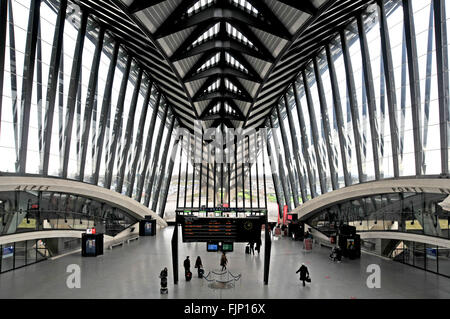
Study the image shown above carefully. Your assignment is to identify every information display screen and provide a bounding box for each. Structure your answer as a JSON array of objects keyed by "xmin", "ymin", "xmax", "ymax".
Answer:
[
  {"xmin": 207, "ymin": 242, "xmax": 219, "ymax": 252},
  {"xmin": 181, "ymin": 216, "xmax": 263, "ymax": 243}
]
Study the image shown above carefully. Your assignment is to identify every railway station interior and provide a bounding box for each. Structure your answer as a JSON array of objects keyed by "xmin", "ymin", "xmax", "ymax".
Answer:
[{"xmin": 0, "ymin": 0, "xmax": 449, "ymax": 299}]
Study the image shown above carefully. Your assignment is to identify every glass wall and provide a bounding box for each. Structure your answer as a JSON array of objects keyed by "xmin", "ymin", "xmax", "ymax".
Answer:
[
  {"xmin": 0, "ymin": 190, "xmax": 138, "ymax": 236},
  {"xmin": 307, "ymin": 192, "xmax": 450, "ymax": 240},
  {"xmin": 0, "ymin": 0, "xmax": 177, "ymax": 218},
  {"xmin": 1, "ymin": 239, "xmax": 49, "ymax": 273}
]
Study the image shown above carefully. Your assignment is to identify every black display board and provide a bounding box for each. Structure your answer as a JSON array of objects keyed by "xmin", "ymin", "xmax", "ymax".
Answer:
[
  {"xmin": 139, "ymin": 219, "xmax": 156, "ymax": 236},
  {"xmin": 81, "ymin": 233, "xmax": 104, "ymax": 257},
  {"xmin": 179, "ymin": 216, "xmax": 263, "ymax": 243}
]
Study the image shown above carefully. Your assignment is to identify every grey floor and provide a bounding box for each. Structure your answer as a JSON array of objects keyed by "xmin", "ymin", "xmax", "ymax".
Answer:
[{"xmin": 0, "ymin": 226, "xmax": 449, "ymax": 299}]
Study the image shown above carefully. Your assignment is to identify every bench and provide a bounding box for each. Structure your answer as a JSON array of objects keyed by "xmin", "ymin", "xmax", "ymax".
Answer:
[{"xmin": 107, "ymin": 235, "xmax": 139, "ymax": 250}]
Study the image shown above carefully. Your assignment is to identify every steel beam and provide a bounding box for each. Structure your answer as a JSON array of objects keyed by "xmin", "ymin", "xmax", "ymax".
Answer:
[
  {"xmin": 104, "ymin": 54, "xmax": 132, "ymax": 189},
  {"xmin": 116, "ymin": 67, "xmax": 143, "ymax": 193},
  {"xmin": 152, "ymin": 114, "xmax": 175, "ymax": 211},
  {"xmin": 125, "ymin": 79, "xmax": 153, "ymax": 197},
  {"xmin": 325, "ymin": 44, "xmax": 351, "ymax": 186},
  {"xmin": 357, "ymin": 14, "xmax": 381, "ymax": 180},
  {"xmin": 275, "ymin": 102, "xmax": 300, "ymax": 207},
  {"xmin": 402, "ymin": 0, "xmax": 424, "ymax": 176},
  {"xmin": 340, "ymin": 30, "xmax": 364, "ymax": 183},
  {"xmin": 159, "ymin": 132, "xmax": 180, "ymax": 218},
  {"xmin": 292, "ymin": 81, "xmax": 317, "ymax": 197},
  {"xmin": 377, "ymin": 0, "xmax": 400, "ymax": 178},
  {"xmin": 92, "ymin": 40, "xmax": 119, "ymax": 185},
  {"xmin": 302, "ymin": 69, "xmax": 328, "ymax": 193},
  {"xmin": 18, "ymin": 0, "xmax": 41, "ymax": 173},
  {"xmin": 78, "ymin": 27, "xmax": 105, "ymax": 182},
  {"xmin": 62, "ymin": 11, "xmax": 88, "ymax": 178},
  {"xmin": 433, "ymin": 0, "xmax": 450, "ymax": 175},
  {"xmin": 313, "ymin": 57, "xmax": 339, "ymax": 190},
  {"xmin": 135, "ymin": 91, "xmax": 161, "ymax": 202},
  {"xmin": 144, "ymin": 102, "xmax": 169, "ymax": 206}
]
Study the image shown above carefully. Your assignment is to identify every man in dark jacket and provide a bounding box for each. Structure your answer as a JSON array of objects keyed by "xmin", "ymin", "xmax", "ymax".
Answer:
[
  {"xmin": 296, "ymin": 263, "xmax": 310, "ymax": 287},
  {"xmin": 183, "ymin": 256, "xmax": 191, "ymax": 275}
]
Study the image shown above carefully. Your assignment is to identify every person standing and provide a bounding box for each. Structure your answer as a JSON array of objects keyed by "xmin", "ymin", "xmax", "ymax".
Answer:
[
  {"xmin": 183, "ymin": 256, "xmax": 191, "ymax": 275},
  {"xmin": 249, "ymin": 241, "xmax": 255, "ymax": 255},
  {"xmin": 296, "ymin": 263, "xmax": 310, "ymax": 287},
  {"xmin": 194, "ymin": 256, "xmax": 203, "ymax": 278},
  {"xmin": 220, "ymin": 252, "xmax": 228, "ymax": 271},
  {"xmin": 256, "ymin": 237, "xmax": 262, "ymax": 255}
]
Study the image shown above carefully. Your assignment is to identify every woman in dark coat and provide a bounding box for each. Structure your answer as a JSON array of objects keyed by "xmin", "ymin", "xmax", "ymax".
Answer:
[
  {"xmin": 296, "ymin": 263, "xmax": 309, "ymax": 287},
  {"xmin": 220, "ymin": 253, "xmax": 228, "ymax": 271}
]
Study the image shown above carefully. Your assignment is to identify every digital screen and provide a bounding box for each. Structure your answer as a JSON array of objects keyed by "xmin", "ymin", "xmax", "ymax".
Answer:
[
  {"xmin": 207, "ymin": 243, "xmax": 218, "ymax": 252},
  {"xmin": 2, "ymin": 246, "xmax": 13, "ymax": 258},
  {"xmin": 181, "ymin": 216, "xmax": 263, "ymax": 243},
  {"xmin": 86, "ymin": 239, "xmax": 96, "ymax": 254},
  {"xmin": 222, "ymin": 242, "xmax": 234, "ymax": 252},
  {"xmin": 144, "ymin": 222, "xmax": 153, "ymax": 235}
]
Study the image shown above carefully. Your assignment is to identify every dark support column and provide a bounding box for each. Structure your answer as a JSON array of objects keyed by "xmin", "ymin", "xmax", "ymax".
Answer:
[
  {"xmin": 135, "ymin": 92, "xmax": 161, "ymax": 202},
  {"xmin": 325, "ymin": 45, "xmax": 351, "ymax": 186},
  {"xmin": 313, "ymin": 57, "xmax": 339, "ymax": 189},
  {"xmin": 152, "ymin": 115, "xmax": 175, "ymax": 212},
  {"xmin": 357, "ymin": 15, "xmax": 381, "ymax": 180},
  {"xmin": 403, "ymin": 0, "xmax": 424, "ymax": 176},
  {"xmin": 293, "ymin": 82, "xmax": 317, "ymax": 197},
  {"xmin": 275, "ymin": 102, "xmax": 300, "ymax": 207},
  {"xmin": 241, "ymin": 132, "xmax": 244, "ymax": 209},
  {"xmin": 184, "ymin": 137, "xmax": 189, "ymax": 208},
  {"xmin": 0, "ymin": 0, "xmax": 7, "ymax": 134},
  {"xmin": 255, "ymin": 131, "xmax": 260, "ymax": 208},
  {"xmin": 78, "ymin": 27, "xmax": 105, "ymax": 182},
  {"xmin": 378, "ymin": 0, "xmax": 400, "ymax": 178},
  {"xmin": 263, "ymin": 214, "xmax": 271, "ymax": 285},
  {"xmin": 171, "ymin": 222, "xmax": 178, "ymax": 285},
  {"xmin": 302, "ymin": 69, "xmax": 328, "ymax": 192},
  {"xmin": 160, "ymin": 134, "xmax": 180, "ymax": 218},
  {"xmin": 144, "ymin": 103, "xmax": 169, "ymax": 206},
  {"xmin": 62, "ymin": 11, "xmax": 88, "ymax": 178},
  {"xmin": 206, "ymin": 142, "xmax": 210, "ymax": 207},
  {"xmin": 433, "ymin": 0, "xmax": 449, "ymax": 175},
  {"xmin": 199, "ymin": 136, "xmax": 203, "ymax": 209},
  {"xmin": 247, "ymin": 135, "xmax": 253, "ymax": 208},
  {"xmin": 116, "ymin": 68, "xmax": 143, "ymax": 193},
  {"xmin": 41, "ymin": 4, "xmax": 68, "ymax": 172},
  {"xmin": 261, "ymin": 130, "xmax": 268, "ymax": 209},
  {"xmin": 176, "ymin": 136, "xmax": 183, "ymax": 208},
  {"xmin": 18, "ymin": 0, "xmax": 41, "ymax": 173},
  {"xmin": 340, "ymin": 30, "xmax": 364, "ymax": 183},
  {"xmin": 126, "ymin": 80, "xmax": 153, "ymax": 197},
  {"xmin": 234, "ymin": 135, "xmax": 238, "ymax": 207},
  {"xmin": 92, "ymin": 40, "xmax": 119, "ymax": 185},
  {"xmin": 269, "ymin": 116, "xmax": 291, "ymax": 212},
  {"xmin": 191, "ymin": 132, "xmax": 196, "ymax": 207}
]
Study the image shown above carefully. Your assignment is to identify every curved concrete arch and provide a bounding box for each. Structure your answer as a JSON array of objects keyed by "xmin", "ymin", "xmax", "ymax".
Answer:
[
  {"xmin": 0, "ymin": 230, "xmax": 83, "ymax": 245},
  {"xmin": 358, "ymin": 232, "xmax": 450, "ymax": 249},
  {"xmin": 0, "ymin": 176, "xmax": 167, "ymax": 228},
  {"xmin": 294, "ymin": 177, "xmax": 450, "ymax": 221}
]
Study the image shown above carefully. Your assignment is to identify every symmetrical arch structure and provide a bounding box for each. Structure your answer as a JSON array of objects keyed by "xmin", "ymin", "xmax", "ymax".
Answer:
[{"xmin": 0, "ymin": 0, "xmax": 449, "ymax": 234}]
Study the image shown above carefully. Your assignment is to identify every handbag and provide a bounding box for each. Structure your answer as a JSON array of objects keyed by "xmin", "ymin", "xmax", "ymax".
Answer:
[{"xmin": 305, "ymin": 276, "xmax": 311, "ymax": 283}]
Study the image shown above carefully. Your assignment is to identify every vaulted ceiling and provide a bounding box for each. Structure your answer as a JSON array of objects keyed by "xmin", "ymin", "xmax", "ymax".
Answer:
[{"xmin": 70, "ymin": 0, "xmax": 375, "ymax": 131}]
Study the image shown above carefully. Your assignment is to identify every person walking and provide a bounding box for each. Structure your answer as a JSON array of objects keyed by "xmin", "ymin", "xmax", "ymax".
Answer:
[
  {"xmin": 194, "ymin": 256, "xmax": 204, "ymax": 278},
  {"xmin": 256, "ymin": 237, "xmax": 262, "ymax": 255},
  {"xmin": 183, "ymin": 256, "xmax": 191, "ymax": 275},
  {"xmin": 220, "ymin": 252, "xmax": 228, "ymax": 271},
  {"xmin": 249, "ymin": 241, "xmax": 255, "ymax": 255},
  {"xmin": 296, "ymin": 263, "xmax": 310, "ymax": 287}
]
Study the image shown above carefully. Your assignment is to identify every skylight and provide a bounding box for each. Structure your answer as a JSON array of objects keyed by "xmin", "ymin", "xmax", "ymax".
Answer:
[
  {"xmin": 197, "ymin": 52, "xmax": 221, "ymax": 73},
  {"xmin": 225, "ymin": 22, "xmax": 255, "ymax": 49},
  {"xmin": 187, "ymin": 0, "xmax": 215, "ymax": 16},
  {"xmin": 225, "ymin": 52, "xmax": 248, "ymax": 74},
  {"xmin": 191, "ymin": 23, "xmax": 220, "ymax": 48},
  {"xmin": 230, "ymin": 0, "xmax": 259, "ymax": 16},
  {"xmin": 205, "ymin": 78, "xmax": 221, "ymax": 93},
  {"xmin": 224, "ymin": 78, "xmax": 241, "ymax": 94}
]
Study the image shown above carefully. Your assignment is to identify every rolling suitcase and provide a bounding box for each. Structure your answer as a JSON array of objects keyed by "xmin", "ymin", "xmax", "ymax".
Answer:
[
  {"xmin": 198, "ymin": 268, "xmax": 204, "ymax": 278},
  {"xmin": 245, "ymin": 245, "xmax": 251, "ymax": 254},
  {"xmin": 185, "ymin": 271, "xmax": 192, "ymax": 281}
]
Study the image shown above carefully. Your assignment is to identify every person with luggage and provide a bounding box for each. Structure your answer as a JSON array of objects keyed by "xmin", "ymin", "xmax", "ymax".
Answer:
[
  {"xmin": 194, "ymin": 256, "xmax": 204, "ymax": 278},
  {"xmin": 296, "ymin": 263, "xmax": 310, "ymax": 287},
  {"xmin": 159, "ymin": 267, "xmax": 168, "ymax": 294},
  {"xmin": 220, "ymin": 252, "xmax": 228, "ymax": 271},
  {"xmin": 183, "ymin": 256, "xmax": 191, "ymax": 280},
  {"xmin": 249, "ymin": 241, "xmax": 255, "ymax": 255}
]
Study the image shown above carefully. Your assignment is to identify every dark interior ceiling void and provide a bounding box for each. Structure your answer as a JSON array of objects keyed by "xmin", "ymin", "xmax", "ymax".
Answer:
[{"xmin": 69, "ymin": 0, "xmax": 376, "ymax": 131}]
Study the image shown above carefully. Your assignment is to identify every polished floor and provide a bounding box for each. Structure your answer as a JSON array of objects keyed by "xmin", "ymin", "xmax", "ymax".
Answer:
[{"xmin": 0, "ymin": 227, "xmax": 449, "ymax": 299}]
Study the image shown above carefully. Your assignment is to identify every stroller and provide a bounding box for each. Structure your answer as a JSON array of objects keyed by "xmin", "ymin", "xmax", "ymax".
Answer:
[
  {"xmin": 160, "ymin": 268, "xmax": 168, "ymax": 294},
  {"xmin": 329, "ymin": 247, "xmax": 342, "ymax": 263}
]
